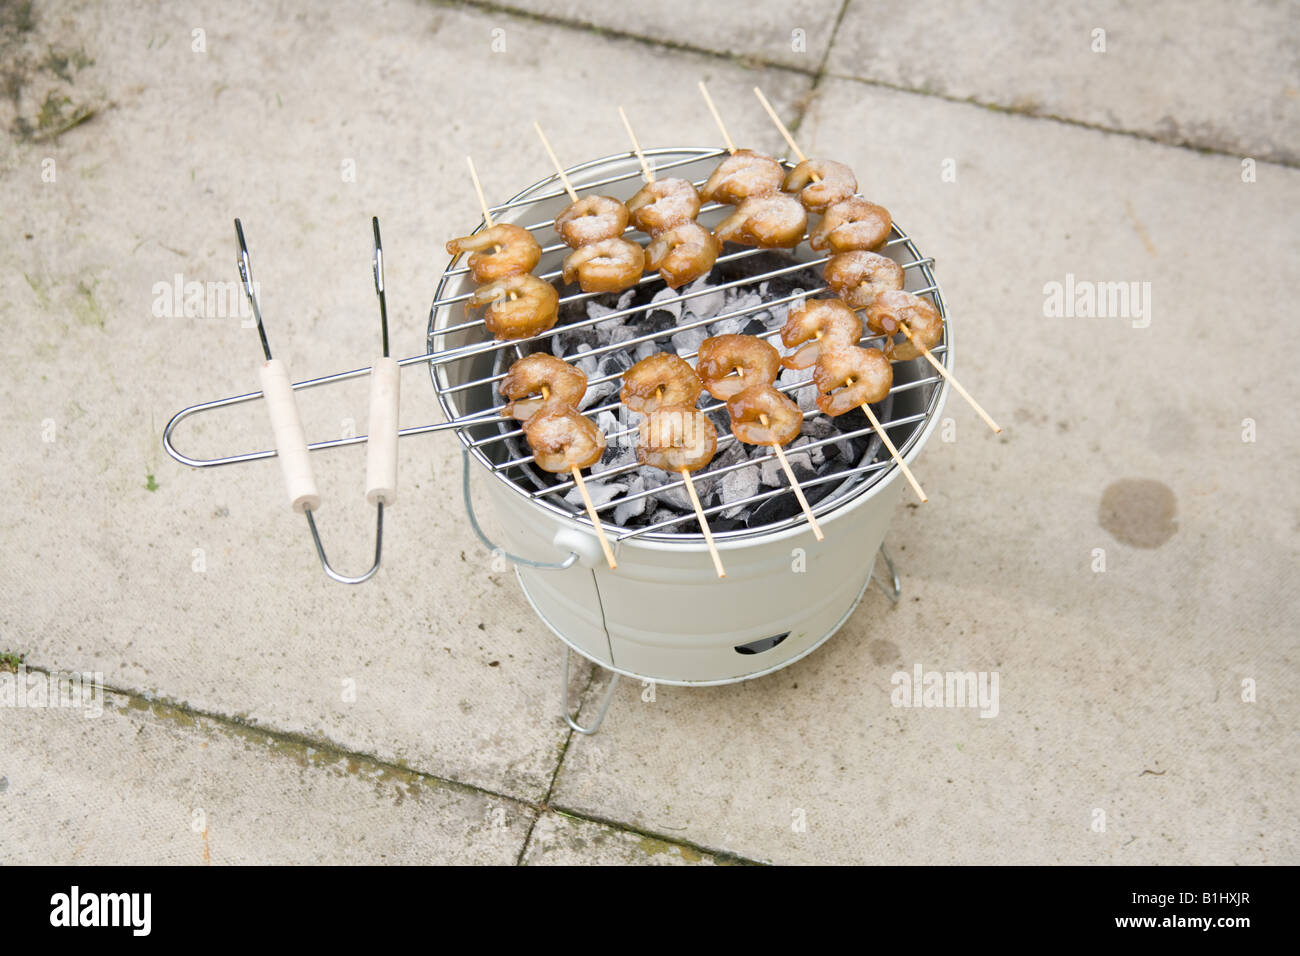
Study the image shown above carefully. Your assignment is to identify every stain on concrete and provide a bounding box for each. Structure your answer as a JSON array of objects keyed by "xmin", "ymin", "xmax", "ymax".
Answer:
[
  {"xmin": 868, "ymin": 638, "xmax": 901, "ymax": 665},
  {"xmin": 1099, "ymin": 479, "xmax": 1178, "ymax": 548}
]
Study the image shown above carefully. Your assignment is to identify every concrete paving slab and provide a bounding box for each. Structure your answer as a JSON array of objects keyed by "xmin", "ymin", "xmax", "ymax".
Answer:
[
  {"xmin": 520, "ymin": 810, "xmax": 726, "ymax": 865},
  {"xmin": 827, "ymin": 0, "xmax": 1300, "ymax": 165},
  {"xmin": 554, "ymin": 76, "xmax": 1300, "ymax": 864},
  {"xmin": 0, "ymin": 686, "xmax": 532, "ymax": 864},
  {"xmin": 478, "ymin": 0, "xmax": 846, "ymax": 70},
  {"xmin": 0, "ymin": 0, "xmax": 811, "ymax": 804}
]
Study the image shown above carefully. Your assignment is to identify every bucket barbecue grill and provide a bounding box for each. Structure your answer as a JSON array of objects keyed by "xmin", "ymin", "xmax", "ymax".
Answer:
[{"xmin": 164, "ymin": 146, "xmax": 950, "ymax": 733}]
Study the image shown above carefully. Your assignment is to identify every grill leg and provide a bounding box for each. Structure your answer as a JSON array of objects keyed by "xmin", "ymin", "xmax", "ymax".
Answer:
[
  {"xmin": 871, "ymin": 545, "xmax": 902, "ymax": 604},
  {"xmin": 561, "ymin": 646, "xmax": 621, "ymax": 735}
]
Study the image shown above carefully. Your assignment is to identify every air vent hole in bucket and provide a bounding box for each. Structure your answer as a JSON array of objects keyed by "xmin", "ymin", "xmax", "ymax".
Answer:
[{"xmin": 734, "ymin": 632, "xmax": 790, "ymax": 655}]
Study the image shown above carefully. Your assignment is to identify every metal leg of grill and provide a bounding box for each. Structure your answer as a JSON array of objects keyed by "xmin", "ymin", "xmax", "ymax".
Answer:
[
  {"xmin": 871, "ymin": 545, "xmax": 902, "ymax": 604},
  {"xmin": 561, "ymin": 646, "xmax": 621, "ymax": 735}
]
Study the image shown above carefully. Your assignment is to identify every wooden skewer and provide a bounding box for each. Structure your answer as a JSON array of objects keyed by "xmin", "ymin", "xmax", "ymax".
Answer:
[
  {"xmin": 533, "ymin": 121, "xmax": 579, "ymax": 202},
  {"xmin": 856, "ymin": 387, "xmax": 927, "ymax": 503},
  {"xmin": 466, "ymin": 155, "xmax": 495, "ymax": 227},
  {"xmin": 764, "ymin": 417, "xmax": 824, "ymax": 541},
  {"xmin": 698, "ymin": 81, "xmax": 737, "ymax": 155},
  {"xmin": 730, "ymin": 364, "xmax": 822, "ymax": 540},
  {"xmin": 680, "ymin": 467, "xmax": 725, "ymax": 578},
  {"xmin": 537, "ymin": 384, "xmax": 618, "ymax": 570},
  {"xmin": 896, "ymin": 323, "xmax": 1002, "ymax": 434},
  {"xmin": 753, "ymin": 87, "xmax": 806, "ymax": 163},
  {"xmin": 571, "ymin": 466, "xmax": 619, "ymax": 570},
  {"xmin": 618, "ymin": 106, "xmax": 654, "ymax": 183}
]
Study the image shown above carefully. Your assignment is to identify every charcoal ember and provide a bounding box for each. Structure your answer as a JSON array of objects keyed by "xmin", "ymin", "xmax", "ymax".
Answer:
[
  {"xmin": 670, "ymin": 326, "xmax": 707, "ymax": 356},
  {"xmin": 741, "ymin": 316, "xmax": 772, "ymax": 337},
  {"xmin": 632, "ymin": 339, "xmax": 660, "ymax": 363},
  {"xmin": 747, "ymin": 489, "xmax": 801, "ymax": 527},
  {"xmin": 777, "ymin": 365, "xmax": 817, "ymax": 413},
  {"xmin": 614, "ymin": 475, "xmax": 648, "ymax": 525},
  {"xmin": 565, "ymin": 477, "xmax": 626, "ymax": 509},
  {"xmin": 648, "ymin": 287, "xmax": 685, "ymax": 321},
  {"xmin": 718, "ymin": 462, "xmax": 760, "ymax": 518},
  {"xmin": 707, "ymin": 516, "xmax": 745, "ymax": 533},
  {"xmin": 681, "ymin": 280, "xmax": 725, "ymax": 322},
  {"xmin": 580, "ymin": 353, "xmax": 632, "ymax": 411}
]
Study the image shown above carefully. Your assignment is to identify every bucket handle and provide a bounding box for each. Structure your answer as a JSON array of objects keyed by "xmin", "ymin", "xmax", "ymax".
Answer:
[{"xmin": 461, "ymin": 447, "xmax": 579, "ymax": 571}]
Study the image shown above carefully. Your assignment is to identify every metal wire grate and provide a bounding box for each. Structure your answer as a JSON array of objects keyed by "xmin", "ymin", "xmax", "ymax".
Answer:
[{"xmin": 427, "ymin": 147, "xmax": 949, "ymax": 544}]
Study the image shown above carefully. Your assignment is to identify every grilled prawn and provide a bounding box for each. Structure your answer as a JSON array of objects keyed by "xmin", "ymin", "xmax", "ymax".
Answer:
[
  {"xmin": 499, "ymin": 353, "xmax": 588, "ymax": 422},
  {"xmin": 726, "ymin": 385, "xmax": 803, "ymax": 446},
  {"xmin": 523, "ymin": 405, "xmax": 606, "ymax": 472},
  {"xmin": 627, "ymin": 178, "xmax": 701, "ymax": 234},
  {"xmin": 445, "ymin": 223, "xmax": 541, "ymax": 284},
  {"xmin": 620, "ymin": 353, "xmax": 703, "ymax": 413},
  {"xmin": 713, "ymin": 193, "xmax": 807, "ymax": 249},
  {"xmin": 779, "ymin": 298, "xmax": 862, "ymax": 370},
  {"xmin": 824, "ymin": 251, "xmax": 904, "ymax": 310},
  {"xmin": 808, "ymin": 198, "xmax": 892, "ymax": 253},
  {"xmin": 812, "ymin": 346, "xmax": 893, "ymax": 417},
  {"xmin": 467, "ymin": 274, "xmax": 559, "ymax": 340},
  {"xmin": 696, "ymin": 334, "xmax": 782, "ymax": 400},
  {"xmin": 644, "ymin": 222, "xmax": 720, "ymax": 289},
  {"xmin": 782, "ymin": 159, "xmax": 857, "ymax": 213},
  {"xmin": 560, "ymin": 237, "xmax": 646, "ymax": 293},
  {"xmin": 553, "ymin": 196, "xmax": 630, "ymax": 248}
]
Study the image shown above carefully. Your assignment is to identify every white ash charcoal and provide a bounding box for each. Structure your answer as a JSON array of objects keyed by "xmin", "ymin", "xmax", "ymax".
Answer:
[
  {"xmin": 586, "ymin": 300, "xmax": 619, "ymax": 323},
  {"xmin": 758, "ymin": 449, "xmax": 783, "ymax": 487},
  {"xmin": 777, "ymin": 364, "xmax": 817, "ymax": 413},
  {"xmin": 707, "ymin": 314, "xmax": 746, "ymax": 337},
  {"xmin": 670, "ymin": 326, "xmax": 707, "ymax": 356},
  {"xmin": 613, "ymin": 475, "xmax": 648, "ymax": 525},
  {"xmin": 725, "ymin": 290, "xmax": 764, "ymax": 319},
  {"xmin": 565, "ymin": 478, "xmax": 626, "ymax": 509},
  {"xmin": 615, "ymin": 289, "xmax": 636, "ymax": 312},
  {"xmin": 645, "ymin": 468, "xmax": 692, "ymax": 511},
  {"xmin": 785, "ymin": 437, "xmax": 814, "ymax": 474},
  {"xmin": 601, "ymin": 321, "xmax": 641, "ymax": 348},
  {"xmin": 648, "ymin": 286, "xmax": 684, "ymax": 322},
  {"xmin": 580, "ymin": 377, "xmax": 617, "ymax": 411},
  {"xmin": 718, "ymin": 461, "xmax": 760, "ymax": 518},
  {"xmin": 800, "ymin": 416, "xmax": 853, "ymax": 464},
  {"xmin": 681, "ymin": 278, "xmax": 724, "ymax": 322},
  {"xmin": 632, "ymin": 339, "xmax": 659, "ymax": 363}
]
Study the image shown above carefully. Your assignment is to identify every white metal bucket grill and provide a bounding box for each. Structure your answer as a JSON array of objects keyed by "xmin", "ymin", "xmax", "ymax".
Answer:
[
  {"xmin": 428, "ymin": 147, "xmax": 947, "ymax": 544},
  {"xmin": 161, "ymin": 146, "xmax": 953, "ymax": 720}
]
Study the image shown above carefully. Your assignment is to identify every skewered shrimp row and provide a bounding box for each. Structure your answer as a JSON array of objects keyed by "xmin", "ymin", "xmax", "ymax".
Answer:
[
  {"xmin": 781, "ymin": 154, "xmax": 944, "ymax": 362},
  {"xmin": 703, "ymin": 149, "xmax": 808, "ymax": 249},
  {"xmin": 554, "ymin": 193, "xmax": 646, "ymax": 294},
  {"xmin": 619, "ymin": 354, "xmax": 717, "ymax": 473},
  {"xmin": 447, "ymin": 224, "xmax": 559, "ymax": 341},
  {"xmin": 629, "ymin": 177, "xmax": 720, "ymax": 289},
  {"xmin": 697, "ymin": 335, "xmax": 803, "ymax": 448},
  {"xmin": 779, "ymin": 298, "xmax": 893, "ymax": 418},
  {"xmin": 499, "ymin": 353, "xmax": 605, "ymax": 472}
]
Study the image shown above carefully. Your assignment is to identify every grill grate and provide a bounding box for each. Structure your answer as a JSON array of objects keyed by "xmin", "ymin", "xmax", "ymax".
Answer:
[{"xmin": 428, "ymin": 147, "xmax": 949, "ymax": 544}]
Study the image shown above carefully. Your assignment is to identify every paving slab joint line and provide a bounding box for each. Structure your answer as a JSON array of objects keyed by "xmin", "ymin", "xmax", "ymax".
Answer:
[
  {"xmin": 435, "ymin": 0, "xmax": 1297, "ymax": 169},
  {"xmin": 821, "ymin": 70, "xmax": 1298, "ymax": 169},
  {"xmin": 17, "ymin": 663, "xmax": 536, "ymax": 811},
  {"xmin": 513, "ymin": 662, "xmax": 596, "ymax": 864},
  {"xmin": 434, "ymin": 0, "xmax": 818, "ymax": 76},
  {"xmin": 545, "ymin": 805, "xmax": 768, "ymax": 866},
  {"xmin": 19, "ymin": 663, "xmax": 758, "ymax": 863}
]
